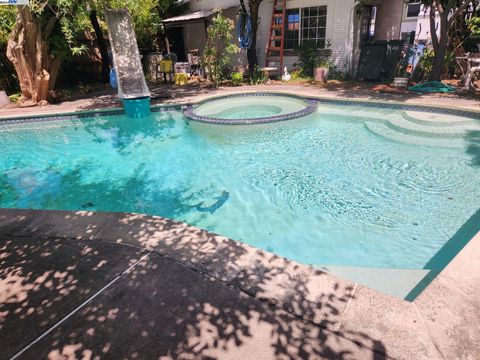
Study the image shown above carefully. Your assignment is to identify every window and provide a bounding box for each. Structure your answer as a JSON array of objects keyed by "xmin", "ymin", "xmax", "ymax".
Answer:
[
  {"xmin": 285, "ymin": 9, "xmax": 300, "ymax": 50},
  {"xmin": 284, "ymin": 6, "xmax": 327, "ymax": 49},
  {"xmin": 406, "ymin": 0, "xmax": 421, "ymax": 18}
]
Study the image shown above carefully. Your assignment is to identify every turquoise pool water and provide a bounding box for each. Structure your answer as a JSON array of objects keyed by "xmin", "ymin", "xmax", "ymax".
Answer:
[
  {"xmin": 1, "ymin": 103, "xmax": 479, "ymax": 280},
  {"xmin": 192, "ymin": 94, "xmax": 308, "ymax": 119}
]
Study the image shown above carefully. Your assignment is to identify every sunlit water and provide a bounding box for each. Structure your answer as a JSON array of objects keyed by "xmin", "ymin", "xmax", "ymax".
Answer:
[
  {"xmin": 1, "ymin": 104, "xmax": 479, "ymax": 271},
  {"xmin": 193, "ymin": 95, "xmax": 308, "ymax": 119}
]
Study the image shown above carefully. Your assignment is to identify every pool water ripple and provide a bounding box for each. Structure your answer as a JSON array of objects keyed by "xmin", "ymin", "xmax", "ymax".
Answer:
[{"xmin": 0, "ymin": 104, "xmax": 479, "ymax": 273}]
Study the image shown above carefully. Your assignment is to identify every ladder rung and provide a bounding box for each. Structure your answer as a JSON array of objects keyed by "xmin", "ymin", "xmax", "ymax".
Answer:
[
  {"xmin": 273, "ymin": 13, "xmax": 283, "ymax": 18},
  {"xmin": 272, "ymin": 25, "xmax": 282, "ymax": 30},
  {"xmin": 270, "ymin": 36, "xmax": 282, "ymax": 40}
]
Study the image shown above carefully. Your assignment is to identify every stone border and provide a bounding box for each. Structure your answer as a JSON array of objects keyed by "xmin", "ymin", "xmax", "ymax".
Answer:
[
  {"xmin": 183, "ymin": 93, "xmax": 319, "ymax": 125},
  {"xmin": 1, "ymin": 91, "xmax": 479, "ymax": 126},
  {"xmin": 0, "ymin": 208, "xmax": 478, "ymax": 360}
]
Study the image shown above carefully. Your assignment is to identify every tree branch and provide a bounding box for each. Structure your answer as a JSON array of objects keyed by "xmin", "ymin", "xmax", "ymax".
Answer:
[
  {"xmin": 239, "ymin": 0, "xmax": 247, "ymax": 13},
  {"xmin": 448, "ymin": 1, "xmax": 472, "ymax": 27}
]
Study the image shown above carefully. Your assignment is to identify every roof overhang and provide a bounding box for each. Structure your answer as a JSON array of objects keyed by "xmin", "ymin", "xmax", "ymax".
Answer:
[{"xmin": 162, "ymin": 9, "xmax": 218, "ymax": 27}]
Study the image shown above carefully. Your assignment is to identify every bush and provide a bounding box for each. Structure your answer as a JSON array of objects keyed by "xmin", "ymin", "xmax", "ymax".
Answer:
[
  {"xmin": 327, "ymin": 65, "xmax": 348, "ymax": 81},
  {"xmin": 296, "ymin": 40, "xmax": 332, "ymax": 78},
  {"xmin": 249, "ymin": 65, "xmax": 267, "ymax": 85},
  {"xmin": 231, "ymin": 72, "xmax": 243, "ymax": 86},
  {"xmin": 415, "ymin": 48, "xmax": 455, "ymax": 81},
  {"xmin": 202, "ymin": 13, "xmax": 239, "ymax": 86},
  {"xmin": 290, "ymin": 69, "xmax": 301, "ymax": 80}
]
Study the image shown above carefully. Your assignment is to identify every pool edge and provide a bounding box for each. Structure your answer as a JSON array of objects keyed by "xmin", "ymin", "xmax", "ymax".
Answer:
[
  {"xmin": 0, "ymin": 208, "xmax": 479, "ymax": 360},
  {"xmin": 1, "ymin": 91, "xmax": 480, "ymax": 124}
]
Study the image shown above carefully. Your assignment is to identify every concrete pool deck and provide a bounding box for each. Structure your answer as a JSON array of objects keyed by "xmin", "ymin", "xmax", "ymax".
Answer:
[
  {"xmin": 1, "ymin": 208, "xmax": 479, "ymax": 359},
  {"xmin": 1, "ymin": 83, "xmax": 480, "ymax": 120}
]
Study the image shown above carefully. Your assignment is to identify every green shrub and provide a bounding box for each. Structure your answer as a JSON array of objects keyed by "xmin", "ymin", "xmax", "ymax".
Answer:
[
  {"xmin": 202, "ymin": 13, "xmax": 239, "ymax": 86},
  {"xmin": 297, "ymin": 40, "xmax": 332, "ymax": 78},
  {"xmin": 327, "ymin": 65, "xmax": 348, "ymax": 81},
  {"xmin": 290, "ymin": 69, "xmax": 301, "ymax": 80},
  {"xmin": 249, "ymin": 65, "xmax": 267, "ymax": 85},
  {"xmin": 231, "ymin": 72, "xmax": 243, "ymax": 86},
  {"xmin": 8, "ymin": 93, "xmax": 21, "ymax": 103}
]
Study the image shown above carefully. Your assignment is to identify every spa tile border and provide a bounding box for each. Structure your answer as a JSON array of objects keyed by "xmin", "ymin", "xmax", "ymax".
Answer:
[{"xmin": 183, "ymin": 92, "xmax": 319, "ymax": 125}]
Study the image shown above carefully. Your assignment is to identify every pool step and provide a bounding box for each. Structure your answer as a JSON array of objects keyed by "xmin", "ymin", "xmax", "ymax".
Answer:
[
  {"xmin": 385, "ymin": 114, "xmax": 480, "ymax": 138},
  {"xmin": 403, "ymin": 110, "xmax": 480, "ymax": 127},
  {"xmin": 365, "ymin": 121, "xmax": 466, "ymax": 148},
  {"xmin": 319, "ymin": 265, "xmax": 431, "ymax": 300}
]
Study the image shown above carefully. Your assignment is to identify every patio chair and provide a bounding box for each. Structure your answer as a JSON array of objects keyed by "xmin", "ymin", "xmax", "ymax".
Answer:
[{"xmin": 188, "ymin": 49, "xmax": 201, "ymax": 76}]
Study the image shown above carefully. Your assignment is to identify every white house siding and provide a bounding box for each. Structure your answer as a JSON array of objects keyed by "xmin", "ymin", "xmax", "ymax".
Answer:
[
  {"xmin": 374, "ymin": 0, "xmax": 403, "ymax": 41},
  {"xmin": 257, "ymin": 0, "xmax": 356, "ymax": 72},
  {"xmin": 190, "ymin": 0, "xmax": 356, "ymax": 73}
]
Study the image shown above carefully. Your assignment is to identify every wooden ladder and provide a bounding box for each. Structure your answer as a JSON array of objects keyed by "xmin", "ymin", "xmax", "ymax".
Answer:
[{"xmin": 265, "ymin": 0, "xmax": 286, "ymax": 72}]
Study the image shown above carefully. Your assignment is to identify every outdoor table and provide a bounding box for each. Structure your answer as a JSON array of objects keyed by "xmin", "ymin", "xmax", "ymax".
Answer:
[{"xmin": 260, "ymin": 67, "xmax": 278, "ymax": 79}]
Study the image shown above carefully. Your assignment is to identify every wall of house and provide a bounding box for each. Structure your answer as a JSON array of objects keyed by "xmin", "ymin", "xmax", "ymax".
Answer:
[
  {"xmin": 190, "ymin": 0, "xmax": 357, "ymax": 73},
  {"xmin": 257, "ymin": 0, "xmax": 356, "ymax": 72},
  {"xmin": 374, "ymin": 0, "xmax": 403, "ymax": 41},
  {"xmin": 183, "ymin": 22, "xmax": 208, "ymax": 54}
]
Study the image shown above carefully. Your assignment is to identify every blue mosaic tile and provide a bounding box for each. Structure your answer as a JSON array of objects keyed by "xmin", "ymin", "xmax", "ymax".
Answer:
[{"xmin": 183, "ymin": 93, "xmax": 319, "ymax": 125}]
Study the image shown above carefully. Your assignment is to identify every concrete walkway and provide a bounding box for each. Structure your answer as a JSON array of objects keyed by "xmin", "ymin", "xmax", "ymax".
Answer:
[
  {"xmin": 1, "ymin": 82, "xmax": 479, "ymax": 119},
  {"xmin": 1, "ymin": 208, "xmax": 479, "ymax": 360},
  {"xmin": 1, "ymin": 210, "xmax": 379, "ymax": 360}
]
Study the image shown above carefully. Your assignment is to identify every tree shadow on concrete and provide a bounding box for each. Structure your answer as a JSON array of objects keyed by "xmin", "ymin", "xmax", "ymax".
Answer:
[
  {"xmin": 0, "ymin": 232, "xmax": 146, "ymax": 359},
  {"xmin": 0, "ymin": 209, "xmax": 388, "ymax": 359},
  {"xmin": 74, "ymin": 83, "xmax": 213, "ymax": 111}
]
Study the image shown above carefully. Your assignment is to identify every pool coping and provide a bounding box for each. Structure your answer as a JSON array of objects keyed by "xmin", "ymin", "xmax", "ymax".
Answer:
[
  {"xmin": 1, "ymin": 91, "xmax": 480, "ymax": 126},
  {"xmin": 0, "ymin": 208, "xmax": 479, "ymax": 360}
]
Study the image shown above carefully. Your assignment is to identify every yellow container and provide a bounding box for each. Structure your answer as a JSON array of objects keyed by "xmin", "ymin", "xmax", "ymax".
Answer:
[
  {"xmin": 159, "ymin": 60, "xmax": 173, "ymax": 73},
  {"xmin": 174, "ymin": 73, "xmax": 188, "ymax": 85}
]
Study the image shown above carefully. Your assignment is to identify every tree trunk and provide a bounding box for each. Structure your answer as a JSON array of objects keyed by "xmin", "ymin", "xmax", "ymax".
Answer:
[
  {"xmin": 6, "ymin": 7, "xmax": 61, "ymax": 105},
  {"xmin": 89, "ymin": 9, "xmax": 110, "ymax": 84},
  {"xmin": 246, "ymin": 2, "xmax": 259, "ymax": 71},
  {"xmin": 240, "ymin": 0, "xmax": 261, "ymax": 72},
  {"xmin": 428, "ymin": 3, "xmax": 449, "ymax": 81}
]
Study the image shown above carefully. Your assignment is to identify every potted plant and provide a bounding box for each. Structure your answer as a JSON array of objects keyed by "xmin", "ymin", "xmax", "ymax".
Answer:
[
  {"xmin": 314, "ymin": 58, "xmax": 332, "ymax": 83},
  {"xmin": 315, "ymin": 41, "xmax": 332, "ymax": 82},
  {"xmin": 297, "ymin": 40, "xmax": 332, "ymax": 82}
]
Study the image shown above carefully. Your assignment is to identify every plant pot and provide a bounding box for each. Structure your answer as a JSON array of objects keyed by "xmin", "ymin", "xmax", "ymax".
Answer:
[
  {"xmin": 392, "ymin": 77, "xmax": 409, "ymax": 88},
  {"xmin": 314, "ymin": 67, "xmax": 329, "ymax": 82}
]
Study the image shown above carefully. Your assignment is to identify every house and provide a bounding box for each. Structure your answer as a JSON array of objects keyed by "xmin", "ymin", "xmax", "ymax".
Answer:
[
  {"xmin": 400, "ymin": 1, "xmax": 442, "ymax": 44},
  {"xmin": 161, "ymin": 0, "xmax": 417, "ymax": 76}
]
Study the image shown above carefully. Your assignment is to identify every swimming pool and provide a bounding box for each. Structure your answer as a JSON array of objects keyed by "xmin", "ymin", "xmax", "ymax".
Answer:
[{"xmin": 1, "ymin": 97, "xmax": 479, "ymax": 299}]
